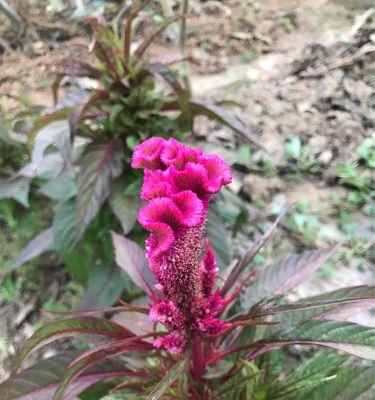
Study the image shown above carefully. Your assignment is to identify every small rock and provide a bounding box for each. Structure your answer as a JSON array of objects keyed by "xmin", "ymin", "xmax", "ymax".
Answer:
[
  {"xmin": 319, "ymin": 150, "xmax": 333, "ymax": 164},
  {"xmin": 308, "ymin": 135, "xmax": 328, "ymax": 150}
]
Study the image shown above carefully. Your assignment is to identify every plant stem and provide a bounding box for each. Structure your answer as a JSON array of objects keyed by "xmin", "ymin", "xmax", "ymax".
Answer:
[{"xmin": 191, "ymin": 337, "xmax": 206, "ymax": 381}]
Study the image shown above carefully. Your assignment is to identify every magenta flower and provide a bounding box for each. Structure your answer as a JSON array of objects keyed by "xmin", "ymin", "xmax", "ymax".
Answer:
[{"xmin": 132, "ymin": 138, "xmax": 232, "ymax": 354}]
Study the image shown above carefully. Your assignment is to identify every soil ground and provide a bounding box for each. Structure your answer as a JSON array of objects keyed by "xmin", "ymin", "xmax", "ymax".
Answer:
[{"xmin": 0, "ymin": 0, "xmax": 374, "ymax": 379}]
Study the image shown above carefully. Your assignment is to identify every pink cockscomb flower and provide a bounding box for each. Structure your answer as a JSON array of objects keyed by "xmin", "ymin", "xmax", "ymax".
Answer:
[{"xmin": 132, "ymin": 137, "xmax": 232, "ymax": 354}]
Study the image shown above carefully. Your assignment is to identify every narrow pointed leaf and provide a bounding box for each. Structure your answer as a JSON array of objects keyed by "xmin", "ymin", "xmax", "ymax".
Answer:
[
  {"xmin": 9, "ymin": 229, "xmax": 54, "ymax": 272},
  {"xmin": 243, "ymin": 244, "xmax": 340, "ymax": 309},
  {"xmin": 111, "ymin": 231, "xmax": 157, "ymax": 298},
  {"xmin": 221, "ymin": 212, "xmax": 285, "ymax": 296},
  {"xmin": 53, "ymin": 345, "xmax": 147, "ymax": 400},
  {"xmin": 250, "ymin": 320, "xmax": 375, "ymax": 361},
  {"xmin": 0, "ymin": 353, "xmax": 138, "ymax": 400},
  {"xmin": 188, "ymin": 100, "xmax": 264, "ymax": 149},
  {"xmin": 12, "ymin": 317, "xmax": 137, "ymax": 374},
  {"xmin": 146, "ymin": 356, "xmax": 189, "ymax": 400},
  {"xmin": 264, "ymin": 286, "xmax": 375, "ymax": 333},
  {"xmin": 298, "ymin": 363, "xmax": 375, "ymax": 400},
  {"xmin": 136, "ymin": 15, "xmax": 184, "ymax": 59},
  {"xmin": 266, "ymin": 350, "xmax": 346, "ymax": 400},
  {"xmin": 253, "ymin": 290, "xmax": 374, "ymax": 317},
  {"xmin": 236, "ymin": 295, "xmax": 374, "ymax": 328}
]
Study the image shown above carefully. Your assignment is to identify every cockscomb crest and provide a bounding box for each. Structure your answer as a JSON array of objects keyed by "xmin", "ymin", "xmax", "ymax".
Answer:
[{"xmin": 132, "ymin": 137, "xmax": 232, "ymax": 354}]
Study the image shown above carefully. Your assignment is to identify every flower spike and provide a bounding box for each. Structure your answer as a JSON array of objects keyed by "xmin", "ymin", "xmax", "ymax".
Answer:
[{"xmin": 133, "ymin": 137, "xmax": 232, "ymax": 354}]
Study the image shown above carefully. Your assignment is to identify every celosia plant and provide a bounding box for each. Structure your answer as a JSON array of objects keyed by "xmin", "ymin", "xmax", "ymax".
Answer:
[{"xmin": 1, "ymin": 139, "xmax": 374, "ymax": 400}]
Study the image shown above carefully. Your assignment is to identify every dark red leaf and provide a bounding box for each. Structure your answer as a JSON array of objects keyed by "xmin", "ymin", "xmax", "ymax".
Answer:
[
  {"xmin": 53, "ymin": 344, "xmax": 148, "ymax": 400},
  {"xmin": 0, "ymin": 353, "xmax": 137, "ymax": 400},
  {"xmin": 12, "ymin": 317, "xmax": 137, "ymax": 374}
]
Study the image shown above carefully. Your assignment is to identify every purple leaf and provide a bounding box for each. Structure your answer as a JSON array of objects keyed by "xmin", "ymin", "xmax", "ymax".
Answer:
[
  {"xmin": 53, "ymin": 343, "xmax": 148, "ymax": 400},
  {"xmin": 242, "ymin": 243, "xmax": 341, "ymax": 309},
  {"xmin": 111, "ymin": 231, "xmax": 158, "ymax": 299},
  {"xmin": 76, "ymin": 140, "xmax": 124, "ymax": 240},
  {"xmin": 12, "ymin": 317, "xmax": 137, "ymax": 374},
  {"xmin": 258, "ymin": 285, "xmax": 375, "ymax": 336},
  {"xmin": 112, "ymin": 297, "xmax": 153, "ymax": 336},
  {"xmin": 315, "ymin": 299, "xmax": 375, "ymax": 322},
  {"xmin": 236, "ymin": 290, "xmax": 374, "ymax": 322},
  {"xmin": 0, "ymin": 353, "xmax": 137, "ymax": 400}
]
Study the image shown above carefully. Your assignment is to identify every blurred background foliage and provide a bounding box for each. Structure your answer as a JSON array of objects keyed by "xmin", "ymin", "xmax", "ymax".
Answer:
[{"xmin": 0, "ymin": 0, "xmax": 373, "ymax": 386}]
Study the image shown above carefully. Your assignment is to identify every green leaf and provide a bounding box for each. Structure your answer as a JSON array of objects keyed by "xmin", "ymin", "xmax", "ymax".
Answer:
[
  {"xmin": 299, "ymin": 362, "xmax": 375, "ymax": 400},
  {"xmin": 9, "ymin": 228, "xmax": 54, "ymax": 272},
  {"xmin": 146, "ymin": 356, "xmax": 189, "ymax": 400},
  {"xmin": 111, "ymin": 232, "xmax": 157, "ymax": 298},
  {"xmin": 203, "ymin": 359, "xmax": 234, "ymax": 379},
  {"xmin": 53, "ymin": 200, "xmax": 76, "ymax": 253},
  {"xmin": 76, "ymin": 141, "xmax": 124, "ymax": 240},
  {"xmin": 263, "ymin": 286, "xmax": 375, "ymax": 333},
  {"xmin": 0, "ymin": 177, "xmax": 30, "ymax": 207},
  {"xmin": 243, "ymin": 244, "xmax": 340, "ymax": 309},
  {"xmin": 262, "ymin": 350, "xmax": 346, "ymax": 399},
  {"xmin": 109, "ymin": 190, "xmax": 140, "ymax": 235},
  {"xmin": 28, "ymin": 108, "xmax": 72, "ymax": 148},
  {"xmin": 12, "ymin": 317, "xmax": 136, "ymax": 374},
  {"xmin": 207, "ymin": 204, "xmax": 232, "ymax": 271},
  {"xmin": 31, "ymin": 119, "xmax": 71, "ymax": 164},
  {"xmin": 39, "ymin": 173, "xmax": 76, "ymax": 201},
  {"xmin": 258, "ymin": 292, "xmax": 374, "ymax": 317},
  {"xmin": 255, "ymin": 320, "xmax": 375, "ymax": 361},
  {"xmin": 79, "ymin": 263, "xmax": 129, "ymax": 307}
]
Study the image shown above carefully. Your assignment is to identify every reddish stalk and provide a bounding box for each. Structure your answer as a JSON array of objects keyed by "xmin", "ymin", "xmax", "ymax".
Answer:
[
  {"xmin": 190, "ymin": 337, "xmax": 206, "ymax": 381},
  {"xmin": 222, "ymin": 269, "xmax": 258, "ymax": 311}
]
